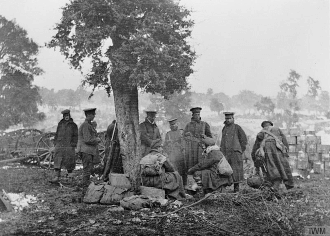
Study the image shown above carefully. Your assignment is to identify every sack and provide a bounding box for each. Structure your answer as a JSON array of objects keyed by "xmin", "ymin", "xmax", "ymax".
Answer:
[
  {"xmin": 218, "ymin": 156, "xmax": 233, "ymax": 176},
  {"xmin": 140, "ymin": 152, "xmax": 166, "ymax": 176},
  {"xmin": 247, "ymin": 175, "xmax": 263, "ymax": 189},
  {"xmin": 185, "ymin": 175, "xmax": 199, "ymax": 191},
  {"xmin": 83, "ymin": 182, "xmax": 105, "ymax": 204},
  {"xmin": 254, "ymin": 148, "xmax": 265, "ymax": 168}
]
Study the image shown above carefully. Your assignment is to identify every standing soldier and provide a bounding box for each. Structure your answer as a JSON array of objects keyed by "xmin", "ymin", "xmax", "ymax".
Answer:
[
  {"xmin": 77, "ymin": 108, "xmax": 101, "ymax": 190},
  {"xmin": 50, "ymin": 109, "xmax": 78, "ymax": 184},
  {"xmin": 220, "ymin": 112, "xmax": 247, "ymax": 192},
  {"xmin": 163, "ymin": 118, "xmax": 186, "ymax": 183},
  {"xmin": 139, "ymin": 111, "xmax": 162, "ymax": 157},
  {"xmin": 184, "ymin": 107, "xmax": 212, "ymax": 185}
]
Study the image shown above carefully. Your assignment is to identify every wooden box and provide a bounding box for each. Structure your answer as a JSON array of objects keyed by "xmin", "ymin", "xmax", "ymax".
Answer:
[
  {"xmin": 297, "ymin": 160, "xmax": 308, "ymax": 170},
  {"xmin": 304, "ymin": 130, "xmax": 316, "ymax": 135},
  {"xmin": 313, "ymin": 162, "xmax": 322, "ymax": 174},
  {"xmin": 320, "ymin": 145, "xmax": 330, "ymax": 153},
  {"xmin": 289, "ymin": 127, "xmax": 301, "ymax": 136},
  {"xmin": 306, "ymin": 144, "xmax": 317, "ymax": 153},
  {"xmin": 287, "ymin": 136, "xmax": 297, "ymax": 145},
  {"xmin": 305, "ymin": 135, "xmax": 318, "ymax": 144},
  {"xmin": 289, "ymin": 145, "xmax": 298, "ymax": 153},
  {"xmin": 308, "ymin": 153, "xmax": 319, "ymax": 161}
]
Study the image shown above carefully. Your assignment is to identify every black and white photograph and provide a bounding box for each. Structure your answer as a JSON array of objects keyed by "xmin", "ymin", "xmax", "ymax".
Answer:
[{"xmin": 0, "ymin": 0, "xmax": 329, "ymax": 235}]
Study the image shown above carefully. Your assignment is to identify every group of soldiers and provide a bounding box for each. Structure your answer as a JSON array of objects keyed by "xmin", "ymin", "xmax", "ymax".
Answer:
[
  {"xmin": 49, "ymin": 108, "xmax": 100, "ymax": 191},
  {"xmin": 140, "ymin": 106, "xmax": 294, "ymax": 194},
  {"xmin": 50, "ymin": 105, "xmax": 294, "ymax": 196},
  {"xmin": 140, "ymin": 107, "xmax": 248, "ymax": 193}
]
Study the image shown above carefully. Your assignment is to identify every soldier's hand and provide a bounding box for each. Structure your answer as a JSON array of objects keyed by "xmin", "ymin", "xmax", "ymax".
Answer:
[{"xmin": 185, "ymin": 132, "xmax": 192, "ymax": 137}]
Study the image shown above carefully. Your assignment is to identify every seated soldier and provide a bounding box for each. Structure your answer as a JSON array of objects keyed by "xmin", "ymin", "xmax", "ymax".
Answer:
[
  {"xmin": 187, "ymin": 137, "xmax": 232, "ymax": 194},
  {"xmin": 140, "ymin": 141, "xmax": 186, "ymax": 200}
]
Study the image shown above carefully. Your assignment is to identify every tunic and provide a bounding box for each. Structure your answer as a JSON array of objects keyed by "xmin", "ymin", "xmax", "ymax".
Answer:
[
  {"xmin": 184, "ymin": 118, "xmax": 212, "ymax": 172},
  {"xmin": 220, "ymin": 123, "xmax": 247, "ymax": 183},
  {"xmin": 163, "ymin": 129, "xmax": 185, "ymax": 178},
  {"xmin": 189, "ymin": 146, "xmax": 231, "ymax": 191},
  {"xmin": 251, "ymin": 126, "xmax": 294, "ymax": 187},
  {"xmin": 77, "ymin": 119, "xmax": 100, "ymax": 163},
  {"xmin": 54, "ymin": 118, "xmax": 78, "ymax": 170},
  {"xmin": 139, "ymin": 118, "xmax": 162, "ymax": 156}
]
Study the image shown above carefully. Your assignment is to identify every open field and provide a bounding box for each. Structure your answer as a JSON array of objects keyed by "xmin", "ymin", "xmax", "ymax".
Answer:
[{"xmin": 1, "ymin": 164, "xmax": 330, "ymax": 236}]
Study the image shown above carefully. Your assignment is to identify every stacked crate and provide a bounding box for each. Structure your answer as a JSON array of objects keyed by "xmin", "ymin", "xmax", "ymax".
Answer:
[
  {"xmin": 286, "ymin": 127, "xmax": 301, "ymax": 173},
  {"xmin": 319, "ymin": 144, "xmax": 330, "ymax": 176},
  {"xmin": 303, "ymin": 131, "xmax": 323, "ymax": 173}
]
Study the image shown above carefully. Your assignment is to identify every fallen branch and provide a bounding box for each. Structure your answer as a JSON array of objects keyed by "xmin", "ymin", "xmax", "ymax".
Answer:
[{"xmin": 0, "ymin": 155, "xmax": 30, "ymax": 165}]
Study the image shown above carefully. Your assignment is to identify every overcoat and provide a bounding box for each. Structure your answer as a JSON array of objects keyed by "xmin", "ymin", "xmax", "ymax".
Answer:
[
  {"xmin": 184, "ymin": 118, "xmax": 212, "ymax": 172},
  {"xmin": 251, "ymin": 127, "xmax": 294, "ymax": 187},
  {"xmin": 54, "ymin": 118, "xmax": 78, "ymax": 170},
  {"xmin": 139, "ymin": 119, "xmax": 162, "ymax": 156},
  {"xmin": 220, "ymin": 123, "xmax": 247, "ymax": 183}
]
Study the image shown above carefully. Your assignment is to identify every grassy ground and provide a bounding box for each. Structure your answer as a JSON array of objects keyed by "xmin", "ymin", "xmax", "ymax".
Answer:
[{"xmin": 0, "ymin": 164, "xmax": 330, "ymax": 236}]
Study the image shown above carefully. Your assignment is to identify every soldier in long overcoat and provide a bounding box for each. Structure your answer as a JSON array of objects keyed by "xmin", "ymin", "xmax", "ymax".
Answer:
[
  {"xmin": 251, "ymin": 121, "xmax": 294, "ymax": 191},
  {"xmin": 50, "ymin": 109, "xmax": 78, "ymax": 183},
  {"xmin": 139, "ymin": 111, "xmax": 162, "ymax": 157},
  {"xmin": 77, "ymin": 108, "xmax": 101, "ymax": 189},
  {"xmin": 163, "ymin": 118, "xmax": 186, "ymax": 183},
  {"xmin": 220, "ymin": 112, "xmax": 247, "ymax": 192},
  {"xmin": 184, "ymin": 107, "xmax": 212, "ymax": 185}
]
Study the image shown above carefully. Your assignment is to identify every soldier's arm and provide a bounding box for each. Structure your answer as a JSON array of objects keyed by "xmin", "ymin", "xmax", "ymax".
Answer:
[
  {"xmin": 82, "ymin": 124, "xmax": 99, "ymax": 145},
  {"xmin": 279, "ymin": 129, "xmax": 289, "ymax": 149},
  {"xmin": 204, "ymin": 122, "xmax": 212, "ymax": 138},
  {"xmin": 139, "ymin": 123, "xmax": 153, "ymax": 146},
  {"xmin": 54, "ymin": 124, "xmax": 60, "ymax": 145},
  {"xmin": 71, "ymin": 124, "xmax": 78, "ymax": 147},
  {"xmin": 188, "ymin": 151, "xmax": 221, "ymax": 173},
  {"xmin": 237, "ymin": 125, "xmax": 248, "ymax": 152}
]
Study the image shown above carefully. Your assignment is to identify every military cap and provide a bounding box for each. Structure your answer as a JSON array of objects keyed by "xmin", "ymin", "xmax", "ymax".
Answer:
[
  {"xmin": 190, "ymin": 107, "xmax": 202, "ymax": 113},
  {"xmin": 168, "ymin": 118, "xmax": 178, "ymax": 124},
  {"xmin": 223, "ymin": 112, "xmax": 235, "ymax": 117},
  {"xmin": 61, "ymin": 109, "xmax": 70, "ymax": 114},
  {"xmin": 145, "ymin": 110, "xmax": 157, "ymax": 114},
  {"xmin": 83, "ymin": 108, "xmax": 97, "ymax": 114},
  {"xmin": 261, "ymin": 120, "xmax": 273, "ymax": 128}
]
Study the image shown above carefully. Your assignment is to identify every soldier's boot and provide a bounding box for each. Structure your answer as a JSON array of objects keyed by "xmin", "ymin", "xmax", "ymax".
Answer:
[
  {"xmin": 67, "ymin": 172, "xmax": 75, "ymax": 183},
  {"xmin": 272, "ymin": 180, "xmax": 281, "ymax": 192},
  {"xmin": 49, "ymin": 169, "xmax": 61, "ymax": 184},
  {"xmin": 233, "ymin": 183, "xmax": 239, "ymax": 193}
]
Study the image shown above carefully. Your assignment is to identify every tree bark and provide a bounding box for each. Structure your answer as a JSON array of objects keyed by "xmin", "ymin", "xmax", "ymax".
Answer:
[{"xmin": 112, "ymin": 84, "xmax": 141, "ymax": 189}]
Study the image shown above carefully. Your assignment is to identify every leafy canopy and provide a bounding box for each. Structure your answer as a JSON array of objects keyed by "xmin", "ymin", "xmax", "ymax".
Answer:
[
  {"xmin": 49, "ymin": 0, "xmax": 196, "ymax": 96},
  {"xmin": 0, "ymin": 15, "xmax": 44, "ymax": 130}
]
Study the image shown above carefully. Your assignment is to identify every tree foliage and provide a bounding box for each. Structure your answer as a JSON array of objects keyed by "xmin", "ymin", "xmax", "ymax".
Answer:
[
  {"xmin": 0, "ymin": 15, "xmax": 44, "ymax": 130},
  {"xmin": 307, "ymin": 76, "xmax": 321, "ymax": 98},
  {"xmin": 209, "ymin": 98, "xmax": 224, "ymax": 115},
  {"xmin": 232, "ymin": 90, "xmax": 260, "ymax": 111},
  {"xmin": 254, "ymin": 96, "xmax": 275, "ymax": 115},
  {"xmin": 49, "ymin": 0, "xmax": 196, "ymax": 187},
  {"xmin": 0, "ymin": 71, "xmax": 45, "ymax": 130},
  {"xmin": 149, "ymin": 90, "xmax": 191, "ymax": 128},
  {"xmin": 49, "ymin": 0, "xmax": 195, "ymax": 96}
]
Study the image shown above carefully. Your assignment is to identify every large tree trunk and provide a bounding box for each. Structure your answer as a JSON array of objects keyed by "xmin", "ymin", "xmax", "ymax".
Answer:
[{"xmin": 112, "ymin": 84, "xmax": 141, "ymax": 189}]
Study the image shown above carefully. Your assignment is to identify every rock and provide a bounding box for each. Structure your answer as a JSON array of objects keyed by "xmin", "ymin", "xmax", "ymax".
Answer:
[{"xmin": 107, "ymin": 206, "xmax": 124, "ymax": 212}]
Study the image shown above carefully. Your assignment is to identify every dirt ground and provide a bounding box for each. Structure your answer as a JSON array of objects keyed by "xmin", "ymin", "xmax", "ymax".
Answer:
[{"xmin": 0, "ymin": 164, "xmax": 330, "ymax": 236}]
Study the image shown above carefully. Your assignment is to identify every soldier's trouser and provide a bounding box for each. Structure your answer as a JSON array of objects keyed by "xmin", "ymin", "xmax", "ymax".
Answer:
[{"xmin": 81, "ymin": 153, "xmax": 94, "ymax": 187}]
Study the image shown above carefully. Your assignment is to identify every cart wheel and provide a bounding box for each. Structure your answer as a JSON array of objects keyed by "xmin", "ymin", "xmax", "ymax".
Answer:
[
  {"xmin": 36, "ymin": 132, "xmax": 56, "ymax": 169},
  {"xmin": 98, "ymin": 131, "xmax": 107, "ymax": 165},
  {"xmin": 15, "ymin": 129, "xmax": 43, "ymax": 165}
]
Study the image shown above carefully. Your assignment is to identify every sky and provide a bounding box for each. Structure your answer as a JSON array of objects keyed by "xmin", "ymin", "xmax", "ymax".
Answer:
[{"xmin": 0, "ymin": 0, "xmax": 329, "ymax": 97}]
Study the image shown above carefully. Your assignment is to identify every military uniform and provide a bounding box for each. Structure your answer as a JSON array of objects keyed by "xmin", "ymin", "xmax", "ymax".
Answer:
[{"xmin": 139, "ymin": 111, "xmax": 162, "ymax": 157}]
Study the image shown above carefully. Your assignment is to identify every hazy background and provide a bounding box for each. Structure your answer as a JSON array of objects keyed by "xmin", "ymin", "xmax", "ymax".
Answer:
[{"xmin": 0, "ymin": 0, "xmax": 328, "ymax": 97}]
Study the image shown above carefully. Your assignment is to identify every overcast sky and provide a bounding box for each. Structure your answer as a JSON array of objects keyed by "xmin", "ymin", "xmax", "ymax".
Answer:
[{"xmin": 0, "ymin": 0, "xmax": 329, "ymax": 97}]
